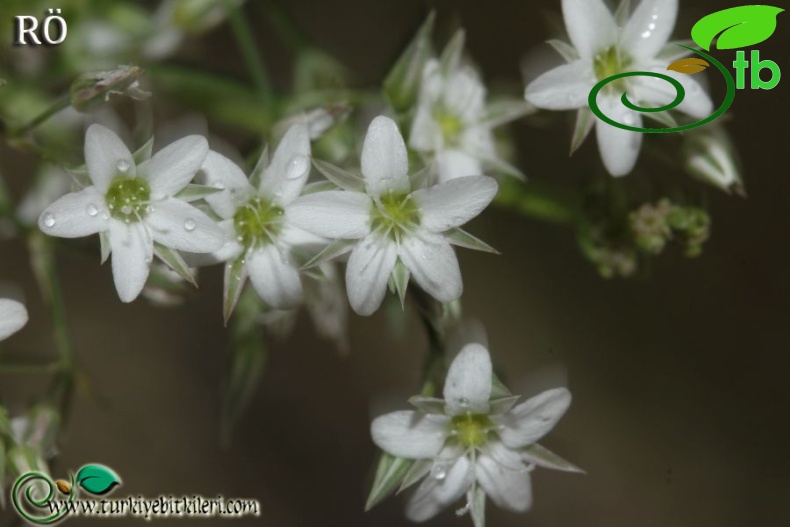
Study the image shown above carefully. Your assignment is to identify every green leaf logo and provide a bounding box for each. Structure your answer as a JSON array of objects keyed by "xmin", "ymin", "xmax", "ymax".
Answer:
[
  {"xmin": 691, "ymin": 5, "xmax": 784, "ymax": 51},
  {"xmin": 75, "ymin": 464, "xmax": 121, "ymax": 496}
]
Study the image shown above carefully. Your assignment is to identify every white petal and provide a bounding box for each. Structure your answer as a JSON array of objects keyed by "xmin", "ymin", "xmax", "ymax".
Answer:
[
  {"xmin": 399, "ymin": 231, "xmax": 462, "ymax": 303},
  {"xmin": 199, "ymin": 151, "xmax": 254, "ymax": 219},
  {"xmin": 495, "ymin": 388, "xmax": 572, "ymax": 449},
  {"xmin": 0, "ymin": 299, "xmax": 28, "ymax": 341},
  {"xmin": 445, "ymin": 67, "xmax": 486, "ymax": 120},
  {"xmin": 246, "ymin": 245, "xmax": 304, "ymax": 309},
  {"xmin": 406, "ymin": 455, "xmax": 473, "ymax": 522},
  {"xmin": 412, "ymin": 176, "xmax": 497, "ymax": 232},
  {"xmin": 370, "ymin": 411, "xmax": 450, "ymax": 459},
  {"xmin": 260, "ymin": 123, "xmax": 311, "ymax": 206},
  {"xmin": 594, "ymin": 96, "xmax": 643, "ymax": 176},
  {"xmin": 443, "ymin": 343, "xmax": 492, "ymax": 415},
  {"xmin": 140, "ymin": 135, "xmax": 209, "ymax": 196},
  {"xmin": 109, "ymin": 221, "xmax": 153, "ymax": 303},
  {"xmin": 409, "ymin": 104, "xmax": 442, "ymax": 152},
  {"xmin": 38, "ymin": 187, "xmax": 109, "ymax": 238},
  {"xmin": 620, "ymin": 0, "xmax": 678, "ymax": 62},
  {"xmin": 524, "ymin": 60, "xmax": 596, "ymax": 110},
  {"xmin": 287, "ymin": 191, "xmax": 371, "ymax": 239},
  {"xmin": 631, "ymin": 67, "xmax": 713, "ymax": 119},
  {"xmin": 183, "ymin": 220, "xmax": 243, "ymax": 267},
  {"xmin": 345, "ymin": 234, "xmax": 398, "ymax": 316},
  {"xmin": 361, "ymin": 116, "xmax": 411, "ymax": 197},
  {"xmin": 84, "ymin": 124, "xmax": 135, "ymax": 192},
  {"xmin": 561, "ymin": 0, "xmax": 617, "ymax": 60},
  {"xmin": 146, "ymin": 197, "xmax": 224, "ymax": 253},
  {"xmin": 436, "ymin": 150, "xmax": 484, "ymax": 182},
  {"xmin": 477, "ymin": 443, "xmax": 533, "ymax": 512}
]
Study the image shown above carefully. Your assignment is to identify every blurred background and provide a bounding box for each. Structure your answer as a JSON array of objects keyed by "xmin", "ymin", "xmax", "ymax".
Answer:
[{"xmin": 1, "ymin": 0, "xmax": 789, "ymax": 525}]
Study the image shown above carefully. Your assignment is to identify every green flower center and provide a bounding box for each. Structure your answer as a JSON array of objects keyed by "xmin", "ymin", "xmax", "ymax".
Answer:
[
  {"xmin": 451, "ymin": 413, "xmax": 494, "ymax": 449},
  {"xmin": 433, "ymin": 106, "xmax": 464, "ymax": 146},
  {"xmin": 370, "ymin": 192, "xmax": 420, "ymax": 241},
  {"xmin": 106, "ymin": 177, "xmax": 151, "ymax": 223},
  {"xmin": 233, "ymin": 197, "xmax": 284, "ymax": 248},
  {"xmin": 593, "ymin": 46, "xmax": 633, "ymax": 91}
]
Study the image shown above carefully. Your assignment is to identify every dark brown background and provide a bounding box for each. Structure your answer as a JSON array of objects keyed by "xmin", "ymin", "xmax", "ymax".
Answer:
[{"xmin": 1, "ymin": 0, "xmax": 789, "ymax": 525}]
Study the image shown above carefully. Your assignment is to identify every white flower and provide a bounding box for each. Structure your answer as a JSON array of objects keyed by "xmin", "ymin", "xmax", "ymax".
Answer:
[
  {"xmin": 288, "ymin": 116, "xmax": 498, "ymax": 316},
  {"xmin": 410, "ymin": 35, "xmax": 529, "ymax": 183},
  {"xmin": 525, "ymin": 0, "xmax": 713, "ymax": 176},
  {"xmin": 0, "ymin": 298, "xmax": 28, "ymax": 341},
  {"xmin": 371, "ymin": 343, "xmax": 580, "ymax": 524},
  {"xmin": 38, "ymin": 124, "xmax": 224, "ymax": 303},
  {"xmin": 198, "ymin": 123, "xmax": 318, "ymax": 311}
]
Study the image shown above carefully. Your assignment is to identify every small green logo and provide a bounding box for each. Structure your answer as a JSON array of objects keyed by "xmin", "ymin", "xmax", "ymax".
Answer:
[
  {"xmin": 11, "ymin": 464, "xmax": 121, "ymax": 524},
  {"xmin": 589, "ymin": 4, "xmax": 784, "ymax": 133}
]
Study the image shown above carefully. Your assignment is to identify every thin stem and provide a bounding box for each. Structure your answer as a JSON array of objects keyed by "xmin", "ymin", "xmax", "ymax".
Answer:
[
  {"xmin": 12, "ymin": 96, "xmax": 71, "ymax": 138},
  {"xmin": 228, "ymin": 3, "xmax": 275, "ymax": 110},
  {"xmin": 410, "ymin": 289, "xmax": 447, "ymax": 397},
  {"xmin": 0, "ymin": 362, "xmax": 60, "ymax": 375},
  {"xmin": 261, "ymin": 1, "xmax": 309, "ymax": 52}
]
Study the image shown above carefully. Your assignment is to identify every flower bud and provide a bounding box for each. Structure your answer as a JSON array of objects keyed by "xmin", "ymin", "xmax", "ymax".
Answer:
[{"xmin": 70, "ymin": 65, "xmax": 150, "ymax": 113}]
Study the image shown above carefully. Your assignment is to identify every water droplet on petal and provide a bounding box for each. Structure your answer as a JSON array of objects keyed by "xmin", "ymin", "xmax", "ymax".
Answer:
[
  {"xmin": 86, "ymin": 204, "xmax": 99, "ymax": 217},
  {"xmin": 459, "ymin": 397, "xmax": 470, "ymax": 408},
  {"xmin": 43, "ymin": 213, "xmax": 56, "ymax": 228},
  {"xmin": 286, "ymin": 154, "xmax": 310, "ymax": 180},
  {"xmin": 121, "ymin": 205, "xmax": 132, "ymax": 215},
  {"xmin": 116, "ymin": 160, "xmax": 131, "ymax": 173},
  {"xmin": 213, "ymin": 181, "xmax": 226, "ymax": 190},
  {"xmin": 430, "ymin": 463, "xmax": 447, "ymax": 481},
  {"xmin": 184, "ymin": 218, "xmax": 197, "ymax": 232}
]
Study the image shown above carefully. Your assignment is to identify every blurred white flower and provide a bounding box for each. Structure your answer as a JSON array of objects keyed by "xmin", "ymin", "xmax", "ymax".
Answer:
[
  {"xmin": 198, "ymin": 123, "xmax": 320, "ymax": 312},
  {"xmin": 17, "ymin": 165, "xmax": 72, "ymax": 226},
  {"xmin": 410, "ymin": 32, "xmax": 531, "ymax": 183},
  {"xmin": 0, "ymin": 299, "xmax": 28, "ymax": 341},
  {"xmin": 38, "ymin": 124, "xmax": 224, "ymax": 303},
  {"xmin": 371, "ymin": 343, "xmax": 580, "ymax": 524},
  {"xmin": 525, "ymin": 0, "xmax": 712, "ymax": 176},
  {"xmin": 288, "ymin": 116, "xmax": 498, "ymax": 316}
]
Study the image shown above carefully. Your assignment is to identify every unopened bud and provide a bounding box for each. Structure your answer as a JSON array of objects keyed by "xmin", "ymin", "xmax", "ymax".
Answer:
[{"xmin": 70, "ymin": 65, "xmax": 150, "ymax": 113}]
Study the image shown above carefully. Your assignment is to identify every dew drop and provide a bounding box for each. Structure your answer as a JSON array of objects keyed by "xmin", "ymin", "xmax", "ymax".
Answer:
[
  {"xmin": 458, "ymin": 397, "xmax": 470, "ymax": 408},
  {"xmin": 121, "ymin": 205, "xmax": 133, "ymax": 215},
  {"xmin": 116, "ymin": 159, "xmax": 131, "ymax": 173},
  {"xmin": 213, "ymin": 181, "xmax": 226, "ymax": 190},
  {"xmin": 184, "ymin": 218, "xmax": 197, "ymax": 232},
  {"xmin": 286, "ymin": 154, "xmax": 310, "ymax": 180},
  {"xmin": 86, "ymin": 203, "xmax": 99, "ymax": 217},
  {"xmin": 42, "ymin": 213, "xmax": 56, "ymax": 228},
  {"xmin": 430, "ymin": 464, "xmax": 447, "ymax": 481}
]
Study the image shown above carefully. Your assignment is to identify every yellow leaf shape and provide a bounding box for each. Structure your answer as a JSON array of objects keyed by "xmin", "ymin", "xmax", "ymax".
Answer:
[{"xmin": 667, "ymin": 58, "xmax": 711, "ymax": 75}]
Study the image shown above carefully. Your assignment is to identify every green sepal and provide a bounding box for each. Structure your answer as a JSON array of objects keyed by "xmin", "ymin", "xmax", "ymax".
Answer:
[
  {"xmin": 153, "ymin": 243, "xmax": 197, "ymax": 287},
  {"xmin": 365, "ymin": 451, "xmax": 415, "ymax": 511},
  {"xmin": 383, "ymin": 11, "xmax": 436, "ymax": 113}
]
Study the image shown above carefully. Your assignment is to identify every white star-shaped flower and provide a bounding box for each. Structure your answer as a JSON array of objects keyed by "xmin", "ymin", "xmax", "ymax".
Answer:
[
  {"xmin": 525, "ymin": 0, "xmax": 713, "ymax": 176},
  {"xmin": 410, "ymin": 33, "xmax": 529, "ymax": 183},
  {"xmin": 198, "ymin": 123, "xmax": 319, "ymax": 314},
  {"xmin": 371, "ymin": 343, "xmax": 580, "ymax": 524},
  {"xmin": 0, "ymin": 298, "xmax": 28, "ymax": 341},
  {"xmin": 38, "ymin": 124, "xmax": 224, "ymax": 302},
  {"xmin": 287, "ymin": 116, "xmax": 498, "ymax": 316}
]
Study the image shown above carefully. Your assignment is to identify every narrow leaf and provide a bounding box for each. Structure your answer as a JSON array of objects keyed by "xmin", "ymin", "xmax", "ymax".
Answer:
[
  {"xmin": 482, "ymin": 98, "xmax": 535, "ymax": 128},
  {"xmin": 132, "ymin": 135, "xmax": 154, "ymax": 165},
  {"xmin": 490, "ymin": 373, "xmax": 512, "ymax": 399},
  {"xmin": 480, "ymin": 154, "xmax": 526, "ymax": 180},
  {"xmin": 656, "ymin": 40, "xmax": 695, "ymax": 62},
  {"xmin": 391, "ymin": 260, "xmax": 410, "ymax": 308},
  {"xmin": 398, "ymin": 459, "xmax": 432, "ymax": 494},
  {"xmin": 365, "ymin": 452, "xmax": 415, "ymax": 511},
  {"xmin": 99, "ymin": 231, "xmax": 111, "ymax": 264},
  {"xmin": 445, "ymin": 228, "xmax": 499, "ymax": 254},
  {"xmin": 570, "ymin": 107, "xmax": 595, "ymax": 155},
  {"xmin": 249, "ymin": 145, "xmax": 269, "ymax": 190},
  {"xmin": 301, "ymin": 181, "xmax": 337, "ymax": 195},
  {"xmin": 408, "ymin": 396, "xmax": 446, "ymax": 414},
  {"xmin": 614, "ymin": 0, "xmax": 633, "ymax": 26},
  {"xmin": 153, "ymin": 243, "xmax": 197, "ymax": 287},
  {"xmin": 691, "ymin": 5, "xmax": 784, "ymax": 51},
  {"xmin": 312, "ymin": 158, "xmax": 365, "ymax": 192},
  {"xmin": 409, "ymin": 162, "xmax": 438, "ymax": 190}
]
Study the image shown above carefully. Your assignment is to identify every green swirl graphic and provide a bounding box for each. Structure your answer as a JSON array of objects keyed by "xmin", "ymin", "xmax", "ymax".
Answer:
[
  {"xmin": 588, "ymin": 45, "xmax": 736, "ymax": 133},
  {"xmin": 11, "ymin": 472, "xmax": 74, "ymax": 525}
]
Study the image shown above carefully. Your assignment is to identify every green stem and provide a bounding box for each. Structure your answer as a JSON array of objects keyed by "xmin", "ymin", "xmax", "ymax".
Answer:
[
  {"xmin": 11, "ymin": 96, "xmax": 71, "ymax": 138},
  {"xmin": 261, "ymin": 1, "xmax": 309, "ymax": 52},
  {"xmin": 0, "ymin": 362, "xmax": 60, "ymax": 375},
  {"xmin": 494, "ymin": 178, "xmax": 579, "ymax": 225},
  {"xmin": 228, "ymin": 3, "xmax": 275, "ymax": 110},
  {"xmin": 410, "ymin": 289, "xmax": 447, "ymax": 397}
]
